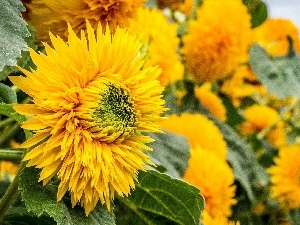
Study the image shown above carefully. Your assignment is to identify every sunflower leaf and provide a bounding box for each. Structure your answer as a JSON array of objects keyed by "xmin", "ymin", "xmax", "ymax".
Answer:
[
  {"xmin": 0, "ymin": 0, "xmax": 30, "ymax": 73},
  {"xmin": 250, "ymin": 44, "xmax": 300, "ymax": 99},
  {"xmin": 0, "ymin": 103, "xmax": 26, "ymax": 123},
  {"xmin": 19, "ymin": 167, "xmax": 116, "ymax": 225},
  {"xmin": 0, "ymin": 83, "xmax": 17, "ymax": 103},
  {"xmin": 146, "ymin": 131, "xmax": 190, "ymax": 178},
  {"xmin": 116, "ymin": 170, "xmax": 204, "ymax": 225}
]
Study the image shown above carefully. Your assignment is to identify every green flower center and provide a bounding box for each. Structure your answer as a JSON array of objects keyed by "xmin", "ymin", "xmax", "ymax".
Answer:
[{"xmin": 92, "ymin": 79, "xmax": 137, "ymax": 141}]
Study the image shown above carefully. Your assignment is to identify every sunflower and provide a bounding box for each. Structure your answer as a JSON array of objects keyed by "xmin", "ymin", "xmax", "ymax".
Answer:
[
  {"xmin": 184, "ymin": 147, "xmax": 237, "ymax": 219},
  {"xmin": 128, "ymin": 7, "xmax": 184, "ymax": 86},
  {"xmin": 201, "ymin": 211, "xmax": 240, "ymax": 225},
  {"xmin": 181, "ymin": 0, "xmax": 252, "ymax": 82},
  {"xmin": 0, "ymin": 161, "xmax": 19, "ymax": 181},
  {"xmin": 268, "ymin": 144, "xmax": 300, "ymax": 209},
  {"xmin": 10, "ymin": 22, "xmax": 165, "ymax": 215},
  {"xmin": 194, "ymin": 83, "xmax": 227, "ymax": 122},
  {"xmin": 159, "ymin": 113, "xmax": 227, "ymax": 159},
  {"xmin": 253, "ymin": 18, "xmax": 300, "ymax": 57},
  {"xmin": 22, "ymin": 0, "xmax": 144, "ymax": 42}
]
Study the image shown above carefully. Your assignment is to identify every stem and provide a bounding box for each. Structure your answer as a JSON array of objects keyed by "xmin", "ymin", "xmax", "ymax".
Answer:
[
  {"xmin": 0, "ymin": 118, "xmax": 14, "ymax": 128},
  {"xmin": 0, "ymin": 152, "xmax": 26, "ymax": 221},
  {"xmin": 0, "ymin": 123, "xmax": 20, "ymax": 146},
  {"xmin": 0, "ymin": 149, "xmax": 23, "ymax": 162}
]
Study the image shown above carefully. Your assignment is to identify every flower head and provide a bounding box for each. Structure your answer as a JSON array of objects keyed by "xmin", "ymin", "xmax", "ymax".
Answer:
[
  {"xmin": 268, "ymin": 144, "xmax": 300, "ymax": 209},
  {"xmin": 253, "ymin": 18, "xmax": 300, "ymax": 57},
  {"xmin": 184, "ymin": 147, "xmax": 237, "ymax": 219},
  {"xmin": 128, "ymin": 7, "xmax": 184, "ymax": 86},
  {"xmin": 10, "ymin": 22, "xmax": 165, "ymax": 215},
  {"xmin": 23, "ymin": 0, "xmax": 144, "ymax": 42},
  {"xmin": 159, "ymin": 113, "xmax": 227, "ymax": 159},
  {"xmin": 181, "ymin": 0, "xmax": 252, "ymax": 82},
  {"xmin": 195, "ymin": 83, "xmax": 227, "ymax": 122}
]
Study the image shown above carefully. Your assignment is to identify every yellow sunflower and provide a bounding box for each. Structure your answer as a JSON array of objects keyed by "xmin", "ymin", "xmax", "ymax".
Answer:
[
  {"xmin": 184, "ymin": 147, "xmax": 237, "ymax": 219},
  {"xmin": 253, "ymin": 18, "xmax": 300, "ymax": 57},
  {"xmin": 194, "ymin": 83, "xmax": 227, "ymax": 122},
  {"xmin": 10, "ymin": 22, "xmax": 165, "ymax": 215},
  {"xmin": 22, "ymin": 0, "xmax": 144, "ymax": 42},
  {"xmin": 268, "ymin": 144, "xmax": 300, "ymax": 209},
  {"xmin": 0, "ymin": 161, "xmax": 19, "ymax": 181},
  {"xmin": 159, "ymin": 113, "xmax": 227, "ymax": 159},
  {"xmin": 239, "ymin": 105, "xmax": 286, "ymax": 147},
  {"xmin": 201, "ymin": 211, "xmax": 240, "ymax": 225},
  {"xmin": 181, "ymin": 0, "xmax": 252, "ymax": 82},
  {"xmin": 128, "ymin": 7, "xmax": 184, "ymax": 86}
]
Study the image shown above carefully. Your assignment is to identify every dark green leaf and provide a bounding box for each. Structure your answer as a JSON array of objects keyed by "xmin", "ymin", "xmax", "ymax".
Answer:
[
  {"xmin": 0, "ymin": 103, "xmax": 26, "ymax": 123},
  {"xmin": 250, "ymin": 44, "xmax": 300, "ymax": 99},
  {"xmin": 146, "ymin": 131, "xmax": 190, "ymax": 178},
  {"xmin": 19, "ymin": 167, "xmax": 116, "ymax": 225},
  {"xmin": 0, "ymin": 0, "xmax": 30, "ymax": 72},
  {"xmin": 243, "ymin": 0, "xmax": 268, "ymax": 28},
  {"xmin": 117, "ymin": 170, "xmax": 204, "ymax": 225},
  {"xmin": 0, "ymin": 83, "xmax": 17, "ymax": 103}
]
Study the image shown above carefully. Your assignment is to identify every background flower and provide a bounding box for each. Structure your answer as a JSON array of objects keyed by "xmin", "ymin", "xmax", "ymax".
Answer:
[
  {"xmin": 181, "ymin": 0, "xmax": 252, "ymax": 82},
  {"xmin": 10, "ymin": 22, "xmax": 165, "ymax": 215}
]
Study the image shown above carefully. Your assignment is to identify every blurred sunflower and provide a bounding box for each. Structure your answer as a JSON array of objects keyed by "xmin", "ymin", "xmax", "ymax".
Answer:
[
  {"xmin": 184, "ymin": 147, "xmax": 237, "ymax": 219},
  {"xmin": 221, "ymin": 65, "xmax": 266, "ymax": 107},
  {"xmin": 253, "ymin": 18, "xmax": 300, "ymax": 57},
  {"xmin": 201, "ymin": 211, "xmax": 240, "ymax": 225},
  {"xmin": 194, "ymin": 83, "xmax": 227, "ymax": 122},
  {"xmin": 0, "ymin": 161, "xmax": 19, "ymax": 181},
  {"xmin": 156, "ymin": 0, "xmax": 184, "ymax": 10},
  {"xmin": 239, "ymin": 105, "xmax": 286, "ymax": 147},
  {"xmin": 181, "ymin": 0, "xmax": 252, "ymax": 82},
  {"xmin": 22, "ymin": 0, "xmax": 144, "ymax": 42},
  {"xmin": 128, "ymin": 7, "xmax": 184, "ymax": 86},
  {"xmin": 159, "ymin": 113, "xmax": 227, "ymax": 159},
  {"xmin": 10, "ymin": 22, "xmax": 165, "ymax": 215},
  {"xmin": 268, "ymin": 144, "xmax": 300, "ymax": 209}
]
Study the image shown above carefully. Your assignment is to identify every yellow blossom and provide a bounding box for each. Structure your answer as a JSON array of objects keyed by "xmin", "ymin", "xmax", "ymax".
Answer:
[
  {"xmin": 128, "ymin": 7, "xmax": 184, "ymax": 86},
  {"xmin": 10, "ymin": 22, "xmax": 165, "ymax": 215},
  {"xmin": 253, "ymin": 18, "xmax": 300, "ymax": 57},
  {"xmin": 195, "ymin": 83, "xmax": 227, "ymax": 122},
  {"xmin": 22, "ymin": 0, "xmax": 144, "ymax": 42},
  {"xmin": 159, "ymin": 113, "xmax": 227, "ymax": 159},
  {"xmin": 201, "ymin": 210, "xmax": 240, "ymax": 225},
  {"xmin": 0, "ymin": 161, "xmax": 19, "ymax": 181},
  {"xmin": 181, "ymin": 0, "xmax": 252, "ymax": 82},
  {"xmin": 184, "ymin": 147, "xmax": 237, "ymax": 219},
  {"xmin": 268, "ymin": 144, "xmax": 300, "ymax": 209}
]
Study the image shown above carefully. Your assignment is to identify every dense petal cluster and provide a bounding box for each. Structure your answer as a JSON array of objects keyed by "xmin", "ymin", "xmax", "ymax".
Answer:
[
  {"xmin": 253, "ymin": 18, "xmax": 300, "ymax": 56},
  {"xmin": 181, "ymin": 0, "xmax": 252, "ymax": 82},
  {"xmin": 23, "ymin": 0, "xmax": 144, "ymax": 42},
  {"xmin": 10, "ymin": 22, "xmax": 165, "ymax": 215},
  {"xmin": 268, "ymin": 145, "xmax": 300, "ymax": 209},
  {"xmin": 128, "ymin": 7, "xmax": 184, "ymax": 86},
  {"xmin": 184, "ymin": 147, "xmax": 237, "ymax": 219},
  {"xmin": 195, "ymin": 83, "xmax": 227, "ymax": 122},
  {"xmin": 159, "ymin": 113, "xmax": 227, "ymax": 159}
]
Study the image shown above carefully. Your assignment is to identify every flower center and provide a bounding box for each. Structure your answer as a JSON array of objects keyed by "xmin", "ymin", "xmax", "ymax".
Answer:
[{"xmin": 92, "ymin": 79, "xmax": 137, "ymax": 142}]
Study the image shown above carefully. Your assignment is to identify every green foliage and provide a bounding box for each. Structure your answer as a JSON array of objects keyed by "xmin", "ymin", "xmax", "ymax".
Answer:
[
  {"xmin": 0, "ymin": 103, "xmax": 26, "ymax": 124},
  {"xmin": 250, "ymin": 43, "xmax": 300, "ymax": 99},
  {"xmin": 243, "ymin": 0, "xmax": 268, "ymax": 28},
  {"xmin": 147, "ymin": 131, "xmax": 190, "ymax": 178},
  {"xmin": 0, "ymin": 84, "xmax": 17, "ymax": 104},
  {"xmin": 0, "ymin": 0, "xmax": 29, "ymax": 73},
  {"xmin": 116, "ymin": 170, "xmax": 204, "ymax": 225},
  {"xmin": 18, "ymin": 167, "xmax": 116, "ymax": 225}
]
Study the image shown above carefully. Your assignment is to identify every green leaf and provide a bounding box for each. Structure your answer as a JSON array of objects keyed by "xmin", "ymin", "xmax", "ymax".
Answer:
[
  {"xmin": 0, "ymin": 103, "xmax": 26, "ymax": 123},
  {"xmin": 0, "ymin": 83, "xmax": 17, "ymax": 103},
  {"xmin": 250, "ymin": 44, "xmax": 300, "ymax": 99},
  {"xmin": 117, "ymin": 170, "xmax": 204, "ymax": 225},
  {"xmin": 0, "ymin": 0, "xmax": 30, "ymax": 72},
  {"xmin": 146, "ymin": 131, "xmax": 190, "ymax": 178},
  {"xmin": 243, "ymin": 0, "xmax": 268, "ymax": 28},
  {"xmin": 19, "ymin": 167, "xmax": 116, "ymax": 225}
]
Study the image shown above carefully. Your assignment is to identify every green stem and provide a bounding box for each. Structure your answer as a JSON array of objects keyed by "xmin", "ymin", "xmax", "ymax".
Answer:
[
  {"xmin": 0, "ymin": 123, "xmax": 20, "ymax": 146},
  {"xmin": 0, "ymin": 149, "xmax": 23, "ymax": 162},
  {"xmin": 0, "ymin": 151, "xmax": 27, "ymax": 221},
  {"xmin": 0, "ymin": 118, "xmax": 14, "ymax": 128}
]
